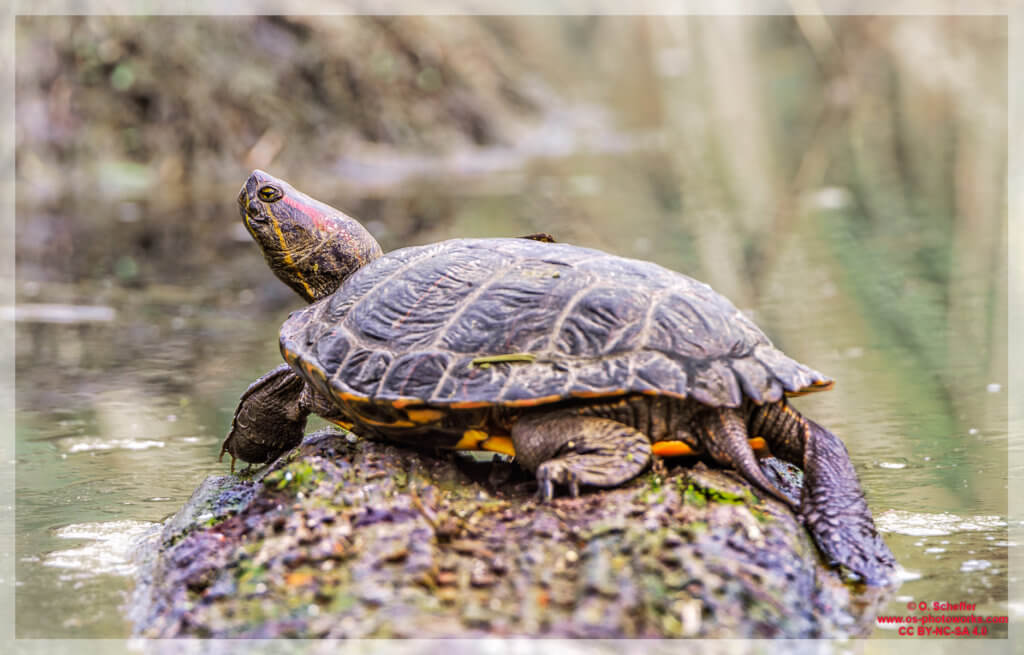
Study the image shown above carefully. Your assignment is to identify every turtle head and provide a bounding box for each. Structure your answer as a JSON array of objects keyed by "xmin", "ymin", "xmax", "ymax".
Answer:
[{"xmin": 239, "ymin": 170, "xmax": 383, "ymax": 302}]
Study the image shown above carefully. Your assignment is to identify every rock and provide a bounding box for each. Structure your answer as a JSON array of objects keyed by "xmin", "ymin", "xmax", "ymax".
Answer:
[{"xmin": 131, "ymin": 429, "xmax": 891, "ymax": 637}]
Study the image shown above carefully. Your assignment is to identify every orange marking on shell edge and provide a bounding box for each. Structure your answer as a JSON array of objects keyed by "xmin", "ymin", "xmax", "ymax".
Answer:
[
  {"xmin": 785, "ymin": 380, "xmax": 834, "ymax": 396},
  {"xmin": 405, "ymin": 408, "xmax": 444, "ymax": 423},
  {"xmin": 569, "ymin": 389, "xmax": 626, "ymax": 399},
  {"xmin": 448, "ymin": 400, "xmax": 495, "ymax": 410},
  {"xmin": 391, "ymin": 398, "xmax": 423, "ymax": 409},
  {"xmin": 652, "ymin": 441, "xmax": 696, "ymax": 457},
  {"xmin": 748, "ymin": 437, "xmax": 767, "ymax": 451},
  {"xmin": 352, "ymin": 414, "xmax": 416, "ymax": 428},
  {"xmin": 502, "ymin": 394, "xmax": 566, "ymax": 408},
  {"xmin": 327, "ymin": 419, "xmax": 355, "ymax": 430},
  {"xmin": 630, "ymin": 388, "xmax": 690, "ymax": 400},
  {"xmin": 338, "ymin": 392, "xmax": 371, "ymax": 403}
]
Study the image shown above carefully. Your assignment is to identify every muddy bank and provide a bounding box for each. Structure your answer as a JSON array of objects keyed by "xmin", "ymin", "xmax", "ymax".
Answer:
[{"xmin": 131, "ymin": 429, "xmax": 890, "ymax": 638}]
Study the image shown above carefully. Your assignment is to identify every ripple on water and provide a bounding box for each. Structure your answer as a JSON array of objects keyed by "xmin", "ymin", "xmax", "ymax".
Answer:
[
  {"xmin": 55, "ymin": 436, "xmax": 166, "ymax": 454},
  {"xmin": 960, "ymin": 559, "xmax": 993, "ymax": 573},
  {"xmin": 875, "ymin": 457, "xmax": 909, "ymax": 470},
  {"xmin": 43, "ymin": 520, "xmax": 158, "ymax": 578},
  {"xmin": 874, "ymin": 510, "xmax": 1007, "ymax": 537}
]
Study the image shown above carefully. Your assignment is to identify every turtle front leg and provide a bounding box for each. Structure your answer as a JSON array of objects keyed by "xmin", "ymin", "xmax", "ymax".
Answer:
[
  {"xmin": 752, "ymin": 402, "xmax": 897, "ymax": 585},
  {"xmin": 220, "ymin": 364, "xmax": 312, "ymax": 472},
  {"xmin": 510, "ymin": 412, "xmax": 651, "ymax": 500}
]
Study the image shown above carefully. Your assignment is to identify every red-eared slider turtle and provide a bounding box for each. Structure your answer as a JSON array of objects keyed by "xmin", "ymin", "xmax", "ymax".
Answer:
[{"xmin": 222, "ymin": 170, "xmax": 896, "ymax": 585}]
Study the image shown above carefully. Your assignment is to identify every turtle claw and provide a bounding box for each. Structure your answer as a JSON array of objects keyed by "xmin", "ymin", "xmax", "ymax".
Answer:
[
  {"xmin": 568, "ymin": 473, "xmax": 580, "ymax": 498},
  {"xmin": 217, "ymin": 444, "xmax": 237, "ymax": 474},
  {"xmin": 538, "ymin": 476, "xmax": 555, "ymax": 502},
  {"xmin": 535, "ymin": 461, "xmax": 583, "ymax": 500},
  {"xmin": 536, "ymin": 461, "xmax": 567, "ymax": 501}
]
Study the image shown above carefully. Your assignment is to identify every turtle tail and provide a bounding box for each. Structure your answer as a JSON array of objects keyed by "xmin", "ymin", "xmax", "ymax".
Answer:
[{"xmin": 696, "ymin": 407, "xmax": 794, "ymax": 507}]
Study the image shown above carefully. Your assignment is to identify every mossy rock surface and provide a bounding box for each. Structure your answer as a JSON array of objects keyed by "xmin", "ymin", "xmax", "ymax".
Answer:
[{"xmin": 131, "ymin": 430, "xmax": 890, "ymax": 637}]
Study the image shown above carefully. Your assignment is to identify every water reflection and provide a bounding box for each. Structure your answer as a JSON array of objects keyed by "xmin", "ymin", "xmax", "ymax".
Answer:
[{"xmin": 44, "ymin": 520, "xmax": 157, "ymax": 577}]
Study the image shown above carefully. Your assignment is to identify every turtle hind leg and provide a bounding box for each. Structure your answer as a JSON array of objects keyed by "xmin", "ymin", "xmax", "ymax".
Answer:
[
  {"xmin": 510, "ymin": 413, "xmax": 651, "ymax": 500},
  {"xmin": 800, "ymin": 417, "xmax": 897, "ymax": 585},
  {"xmin": 695, "ymin": 407, "xmax": 794, "ymax": 507}
]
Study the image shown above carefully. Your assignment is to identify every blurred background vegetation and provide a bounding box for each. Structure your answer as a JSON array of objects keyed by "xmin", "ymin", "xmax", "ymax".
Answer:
[{"xmin": 13, "ymin": 14, "xmax": 1008, "ymax": 637}]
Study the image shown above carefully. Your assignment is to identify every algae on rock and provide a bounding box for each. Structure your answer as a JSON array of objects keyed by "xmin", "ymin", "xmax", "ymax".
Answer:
[{"xmin": 131, "ymin": 429, "xmax": 890, "ymax": 638}]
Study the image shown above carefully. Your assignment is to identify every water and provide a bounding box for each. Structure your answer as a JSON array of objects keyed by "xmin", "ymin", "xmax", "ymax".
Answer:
[{"xmin": 14, "ymin": 286, "xmax": 282, "ymax": 637}]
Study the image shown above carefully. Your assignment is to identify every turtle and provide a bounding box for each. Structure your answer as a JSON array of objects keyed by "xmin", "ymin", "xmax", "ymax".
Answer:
[{"xmin": 221, "ymin": 169, "xmax": 897, "ymax": 585}]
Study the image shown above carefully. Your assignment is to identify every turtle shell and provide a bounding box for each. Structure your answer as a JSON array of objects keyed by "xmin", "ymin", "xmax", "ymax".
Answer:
[{"xmin": 279, "ymin": 238, "xmax": 831, "ymax": 410}]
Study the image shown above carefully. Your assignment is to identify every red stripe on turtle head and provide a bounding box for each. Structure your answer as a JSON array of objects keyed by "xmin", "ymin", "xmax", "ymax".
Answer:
[{"xmin": 239, "ymin": 171, "xmax": 384, "ymax": 303}]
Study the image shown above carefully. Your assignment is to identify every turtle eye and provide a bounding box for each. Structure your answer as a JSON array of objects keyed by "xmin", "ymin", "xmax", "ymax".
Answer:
[{"xmin": 257, "ymin": 185, "xmax": 283, "ymax": 203}]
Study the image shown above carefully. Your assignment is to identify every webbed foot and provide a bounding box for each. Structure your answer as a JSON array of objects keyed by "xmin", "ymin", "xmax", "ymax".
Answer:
[{"xmin": 512, "ymin": 412, "xmax": 652, "ymax": 500}]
